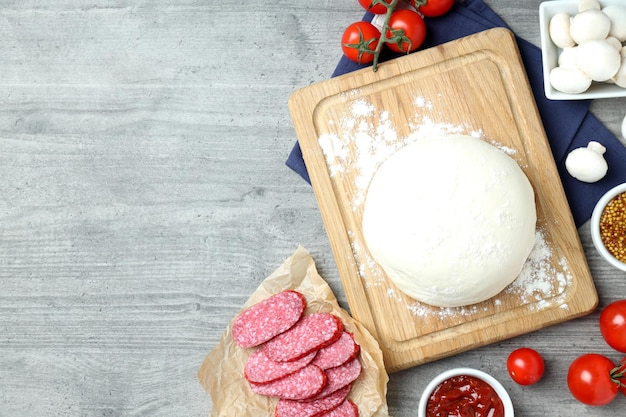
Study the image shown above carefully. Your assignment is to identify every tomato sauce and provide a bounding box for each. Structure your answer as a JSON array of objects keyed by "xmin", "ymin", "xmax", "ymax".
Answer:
[{"xmin": 426, "ymin": 375, "xmax": 505, "ymax": 417}]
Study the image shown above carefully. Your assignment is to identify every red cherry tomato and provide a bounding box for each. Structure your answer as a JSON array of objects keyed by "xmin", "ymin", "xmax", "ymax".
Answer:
[
  {"xmin": 567, "ymin": 354, "xmax": 620, "ymax": 406},
  {"xmin": 385, "ymin": 9, "xmax": 426, "ymax": 53},
  {"xmin": 341, "ymin": 21, "xmax": 381, "ymax": 64},
  {"xmin": 415, "ymin": 0, "xmax": 455, "ymax": 17},
  {"xmin": 599, "ymin": 300, "xmax": 626, "ymax": 353},
  {"xmin": 506, "ymin": 347, "xmax": 544, "ymax": 386},
  {"xmin": 358, "ymin": 0, "xmax": 393, "ymax": 15}
]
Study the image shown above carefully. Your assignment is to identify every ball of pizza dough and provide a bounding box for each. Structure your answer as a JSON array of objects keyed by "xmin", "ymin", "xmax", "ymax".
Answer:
[{"xmin": 361, "ymin": 134, "xmax": 536, "ymax": 307}]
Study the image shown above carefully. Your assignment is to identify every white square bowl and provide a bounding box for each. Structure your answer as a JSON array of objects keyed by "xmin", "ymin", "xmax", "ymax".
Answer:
[{"xmin": 539, "ymin": 0, "xmax": 626, "ymax": 100}]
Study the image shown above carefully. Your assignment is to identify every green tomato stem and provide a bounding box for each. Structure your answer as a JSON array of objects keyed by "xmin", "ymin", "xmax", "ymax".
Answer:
[
  {"xmin": 610, "ymin": 361, "xmax": 626, "ymax": 387},
  {"xmin": 372, "ymin": 0, "xmax": 400, "ymax": 72}
]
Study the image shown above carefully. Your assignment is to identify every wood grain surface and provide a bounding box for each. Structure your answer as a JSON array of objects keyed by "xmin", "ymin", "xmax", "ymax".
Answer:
[{"xmin": 0, "ymin": 1, "xmax": 625, "ymax": 416}]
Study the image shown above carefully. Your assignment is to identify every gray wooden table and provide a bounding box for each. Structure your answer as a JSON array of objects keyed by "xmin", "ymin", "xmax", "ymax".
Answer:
[{"xmin": 1, "ymin": 1, "xmax": 625, "ymax": 416}]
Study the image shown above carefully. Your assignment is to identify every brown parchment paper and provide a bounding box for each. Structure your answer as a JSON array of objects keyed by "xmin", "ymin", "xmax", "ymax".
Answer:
[{"xmin": 198, "ymin": 246, "xmax": 389, "ymax": 417}]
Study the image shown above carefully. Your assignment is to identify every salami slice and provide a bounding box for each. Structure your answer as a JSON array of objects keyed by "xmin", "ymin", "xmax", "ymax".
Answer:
[
  {"xmin": 232, "ymin": 290, "xmax": 306, "ymax": 348},
  {"xmin": 318, "ymin": 400, "xmax": 359, "ymax": 417},
  {"xmin": 312, "ymin": 332, "xmax": 360, "ymax": 370},
  {"xmin": 306, "ymin": 358, "xmax": 361, "ymax": 401},
  {"xmin": 262, "ymin": 313, "xmax": 343, "ymax": 362},
  {"xmin": 249, "ymin": 364, "xmax": 326, "ymax": 400},
  {"xmin": 245, "ymin": 349, "xmax": 317, "ymax": 384},
  {"xmin": 275, "ymin": 385, "xmax": 351, "ymax": 417}
]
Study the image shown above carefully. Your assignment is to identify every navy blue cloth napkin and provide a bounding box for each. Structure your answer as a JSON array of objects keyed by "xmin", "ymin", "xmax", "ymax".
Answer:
[{"xmin": 286, "ymin": 0, "xmax": 626, "ymax": 227}]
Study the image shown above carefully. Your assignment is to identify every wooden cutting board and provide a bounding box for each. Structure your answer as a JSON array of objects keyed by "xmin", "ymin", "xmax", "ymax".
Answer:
[{"xmin": 288, "ymin": 28, "xmax": 597, "ymax": 373}]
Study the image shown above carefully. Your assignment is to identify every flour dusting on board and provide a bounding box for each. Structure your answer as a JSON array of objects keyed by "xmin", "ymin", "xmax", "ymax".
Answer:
[
  {"xmin": 318, "ymin": 95, "xmax": 571, "ymax": 320},
  {"xmin": 318, "ymin": 97, "xmax": 489, "ymax": 210},
  {"xmin": 505, "ymin": 229, "xmax": 572, "ymax": 310}
]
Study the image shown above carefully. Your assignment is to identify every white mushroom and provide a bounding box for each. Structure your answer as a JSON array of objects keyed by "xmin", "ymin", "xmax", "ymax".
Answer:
[
  {"xmin": 550, "ymin": 66, "xmax": 592, "ymax": 94},
  {"xmin": 579, "ymin": 0, "xmax": 601, "ymax": 12},
  {"xmin": 558, "ymin": 46, "xmax": 578, "ymax": 68},
  {"xmin": 550, "ymin": 12, "xmax": 576, "ymax": 48},
  {"xmin": 576, "ymin": 39, "xmax": 621, "ymax": 82},
  {"xmin": 569, "ymin": 9, "xmax": 611, "ymax": 43},
  {"xmin": 605, "ymin": 36, "xmax": 623, "ymax": 52},
  {"xmin": 613, "ymin": 55, "xmax": 626, "ymax": 88},
  {"xmin": 603, "ymin": 5, "xmax": 626, "ymax": 42},
  {"xmin": 565, "ymin": 141, "xmax": 608, "ymax": 183}
]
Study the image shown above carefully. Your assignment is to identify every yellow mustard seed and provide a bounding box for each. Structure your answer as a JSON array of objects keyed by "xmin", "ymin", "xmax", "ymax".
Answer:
[{"xmin": 600, "ymin": 192, "xmax": 626, "ymax": 263}]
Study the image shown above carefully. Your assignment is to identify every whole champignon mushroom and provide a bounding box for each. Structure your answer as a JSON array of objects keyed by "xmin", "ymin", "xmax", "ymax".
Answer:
[
  {"xmin": 549, "ymin": 12, "xmax": 575, "ymax": 48},
  {"xmin": 550, "ymin": 66, "xmax": 592, "ymax": 94},
  {"xmin": 613, "ymin": 55, "xmax": 626, "ymax": 88},
  {"xmin": 576, "ymin": 39, "xmax": 621, "ymax": 82},
  {"xmin": 603, "ymin": 5, "xmax": 626, "ymax": 42},
  {"xmin": 565, "ymin": 141, "xmax": 608, "ymax": 183},
  {"xmin": 605, "ymin": 37, "xmax": 623, "ymax": 52},
  {"xmin": 569, "ymin": 9, "xmax": 611, "ymax": 44},
  {"xmin": 558, "ymin": 47, "xmax": 578, "ymax": 68},
  {"xmin": 578, "ymin": 0, "xmax": 601, "ymax": 12}
]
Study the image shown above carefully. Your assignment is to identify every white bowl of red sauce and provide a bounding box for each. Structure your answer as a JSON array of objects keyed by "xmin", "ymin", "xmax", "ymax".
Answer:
[
  {"xmin": 418, "ymin": 367, "xmax": 514, "ymax": 417},
  {"xmin": 591, "ymin": 183, "xmax": 626, "ymax": 271}
]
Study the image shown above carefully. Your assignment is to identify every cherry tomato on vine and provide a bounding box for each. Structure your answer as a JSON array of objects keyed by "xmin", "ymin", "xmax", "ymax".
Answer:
[
  {"xmin": 358, "ymin": 0, "xmax": 394, "ymax": 15},
  {"xmin": 385, "ymin": 9, "xmax": 426, "ymax": 54},
  {"xmin": 414, "ymin": 0, "xmax": 455, "ymax": 17},
  {"xmin": 341, "ymin": 21, "xmax": 381, "ymax": 64},
  {"xmin": 506, "ymin": 347, "xmax": 544, "ymax": 386},
  {"xmin": 599, "ymin": 299, "xmax": 626, "ymax": 353},
  {"xmin": 567, "ymin": 353, "xmax": 620, "ymax": 406}
]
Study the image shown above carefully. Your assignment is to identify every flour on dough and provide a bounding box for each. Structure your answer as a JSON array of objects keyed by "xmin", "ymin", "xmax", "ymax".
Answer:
[{"xmin": 361, "ymin": 134, "xmax": 536, "ymax": 307}]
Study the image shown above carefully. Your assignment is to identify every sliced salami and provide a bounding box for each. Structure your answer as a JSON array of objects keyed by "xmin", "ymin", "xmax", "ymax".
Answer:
[
  {"xmin": 249, "ymin": 364, "xmax": 327, "ymax": 400},
  {"xmin": 318, "ymin": 400, "xmax": 359, "ymax": 417},
  {"xmin": 275, "ymin": 385, "xmax": 351, "ymax": 417},
  {"xmin": 306, "ymin": 358, "xmax": 361, "ymax": 401},
  {"xmin": 312, "ymin": 332, "xmax": 360, "ymax": 370},
  {"xmin": 232, "ymin": 290, "xmax": 306, "ymax": 348},
  {"xmin": 262, "ymin": 313, "xmax": 343, "ymax": 362},
  {"xmin": 245, "ymin": 349, "xmax": 317, "ymax": 384}
]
